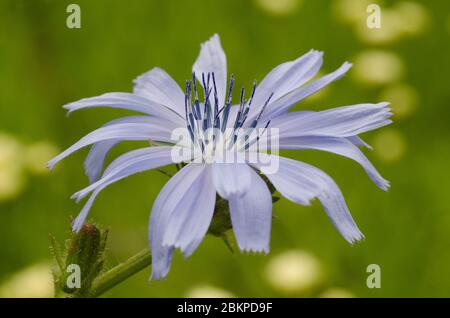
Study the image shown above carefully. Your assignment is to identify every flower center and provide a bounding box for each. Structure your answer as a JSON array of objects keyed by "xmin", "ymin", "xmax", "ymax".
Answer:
[{"xmin": 184, "ymin": 72, "xmax": 273, "ymax": 163}]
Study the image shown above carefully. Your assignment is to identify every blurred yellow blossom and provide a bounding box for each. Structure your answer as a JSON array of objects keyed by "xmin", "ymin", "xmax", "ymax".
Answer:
[
  {"xmin": 254, "ymin": 0, "xmax": 303, "ymax": 16},
  {"xmin": 0, "ymin": 134, "xmax": 60, "ymax": 201},
  {"xmin": 0, "ymin": 133, "xmax": 23, "ymax": 167},
  {"xmin": 394, "ymin": 2, "xmax": 429, "ymax": 36},
  {"xmin": 0, "ymin": 133, "xmax": 27, "ymax": 202},
  {"xmin": 379, "ymin": 83, "xmax": 418, "ymax": 119},
  {"xmin": 25, "ymin": 141, "xmax": 59, "ymax": 175},
  {"xmin": 185, "ymin": 285, "xmax": 235, "ymax": 298},
  {"xmin": 335, "ymin": 0, "xmax": 428, "ymax": 44},
  {"xmin": 320, "ymin": 287, "xmax": 355, "ymax": 298},
  {"xmin": 353, "ymin": 50, "xmax": 404, "ymax": 86},
  {"xmin": 333, "ymin": 0, "xmax": 382, "ymax": 25},
  {"xmin": 355, "ymin": 9, "xmax": 404, "ymax": 44},
  {"xmin": 264, "ymin": 249, "xmax": 322, "ymax": 293},
  {"xmin": 372, "ymin": 128, "xmax": 407, "ymax": 163},
  {"xmin": 0, "ymin": 164, "xmax": 27, "ymax": 202},
  {"xmin": 0, "ymin": 262, "xmax": 53, "ymax": 298}
]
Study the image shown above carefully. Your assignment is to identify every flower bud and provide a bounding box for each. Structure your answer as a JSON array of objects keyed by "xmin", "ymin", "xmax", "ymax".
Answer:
[{"xmin": 52, "ymin": 223, "xmax": 108, "ymax": 296}]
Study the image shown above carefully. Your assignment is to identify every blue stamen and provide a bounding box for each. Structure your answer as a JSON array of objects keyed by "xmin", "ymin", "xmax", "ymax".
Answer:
[
  {"xmin": 184, "ymin": 81, "xmax": 194, "ymax": 142},
  {"xmin": 211, "ymin": 73, "xmax": 219, "ymax": 119},
  {"xmin": 192, "ymin": 72, "xmax": 201, "ymax": 120},
  {"xmin": 211, "ymin": 72, "xmax": 220, "ymax": 130},
  {"xmin": 244, "ymin": 120, "xmax": 271, "ymax": 151},
  {"xmin": 249, "ymin": 92, "xmax": 274, "ymax": 128},
  {"xmin": 187, "ymin": 125, "xmax": 195, "ymax": 142},
  {"xmin": 188, "ymin": 112, "xmax": 196, "ymax": 134},
  {"xmin": 249, "ymin": 80, "xmax": 257, "ymax": 105},
  {"xmin": 236, "ymin": 81, "xmax": 256, "ymax": 129},
  {"xmin": 221, "ymin": 75, "xmax": 234, "ymax": 132},
  {"xmin": 184, "ymin": 73, "xmax": 273, "ymax": 154},
  {"xmin": 202, "ymin": 87, "xmax": 213, "ymax": 131}
]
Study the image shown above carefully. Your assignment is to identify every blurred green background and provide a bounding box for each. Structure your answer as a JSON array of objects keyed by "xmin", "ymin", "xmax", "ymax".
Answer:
[{"xmin": 1, "ymin": 0, "xmax": 450, "ymax": 297}]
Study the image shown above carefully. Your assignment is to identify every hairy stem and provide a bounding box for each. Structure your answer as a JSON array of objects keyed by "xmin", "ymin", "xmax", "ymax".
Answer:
[{"xmin": 90, "ymin": 248, "xmax": 152, "ymax": 297}]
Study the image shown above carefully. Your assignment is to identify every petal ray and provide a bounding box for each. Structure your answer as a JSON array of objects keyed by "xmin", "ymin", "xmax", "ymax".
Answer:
[
  {"xmin": 228, "ymin": 166, "xmax": 272, "ymax": 253},
  {"xmin": 261, "ymin": 62, "xmax": 352, "ymax": 120},
  {"xmin": 133, "ymin": 67, "xmax": 185, "ymax": 115},
  {"xmin": 252, "ymin": 154, "xmax": 364, "ymax": 244},
  {"xmin": 64, "ymin": 92, "xmax": 184, "ymax": 125},
  {"xmin": 193, "ymin": 34, "xmax": 227, "ymax": 104},
  {"xmin": 149, "ymin": 164, "xmax": 207, "ymax": 280},
  {"xmin": 47, "ymin": 120, "xmax": 176, "ymax": 170},
  {"xmin": 276, "ymin": 136, "xmax": 389, "ymax": 190}
]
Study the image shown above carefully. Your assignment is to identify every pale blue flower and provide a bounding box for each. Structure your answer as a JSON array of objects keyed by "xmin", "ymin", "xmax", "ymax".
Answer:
[{"xmin": 48, "ymin": 34, "xmax": 391, "ymax": 280}]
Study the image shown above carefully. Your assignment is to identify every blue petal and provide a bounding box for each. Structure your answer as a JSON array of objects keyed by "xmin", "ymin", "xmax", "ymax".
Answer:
[
  {"xmin": 85, "ymin": 140, "xmax": 119, "ymax": 184},
  {"xmin": 253, "ymin": 154, "xmax": 364, "ymax": 244},
  {"xmin": 84, "ymin": 116, "xmax": 169, "ymax": 183},
  {"xmin": 193, "ymin": 34, "xmax": 227, "ymax": 104},
  {"xmin": 149, "ymin": 164, "xmax": 209, "ymax": 280},
  {"xmin": 348, "ymin": 136, "xmax": 372, "ymax": 150},
  {"xmin": 271, "ymin": 102, "xmax": 392, "ymax": 137},
  {"xmin": 212, "ymin": 163, "xmax": 252, "ymax": 199},
  {"xmin": 63, "ymin": 92, "xmax": 185, "ymax": 125},
  {"xmin": 47, "ymin": 119, "xmax": 175, "ymax": 170},
  {"xmin": 162, "ymin": 166, "xmax": 216, "ymax": 257},
  {"xmin": 277, "ymin": 136, "xmax": 390, "ymax": 190},
  {"xmin": 246, "ymin": 50, "xmax": 323, "ymax": 123},
  {"xmin": 133, "ymin": 67, "xmax": 186, "ymax": 116},
  {"xmin": 261, "ymin": 62, "xmax": 353, "ymax": 120},
  {"xmin": 228, "ymin": 166, "xmax": 272, "ymax": 253}
]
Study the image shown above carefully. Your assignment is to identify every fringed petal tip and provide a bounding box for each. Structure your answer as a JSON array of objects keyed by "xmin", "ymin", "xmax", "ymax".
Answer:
[
  {"xmin": 374, "ymin": 103, "xmax": 389, "ymax": 111},
  {"xmin": 235, "ymin": 236, "xmax": 270, "ymax": 255},
  {"xmin": 70, "ymin": 192, "xmax": 83, "ymax": 203},
  {"xmin": 199, "ymin": 34, "xmax": 220, "ymax": 51},
  {"xmin": 159, "ymin": 240, "xmax": 270, "ymax": 261},
  {"xmin": 161, "ymin": 242, "xmax": 188, "ymax": 257},
  {"xmin": 310, "ymin": 49, "xmax": 324, "ymax": 57},
  {"xmin": 205, "ymin": 33, "xmax": 220, "ymax": 44},
  {"xmin": 347, "ymin": 232, "xmax": 365, "ymax": 245},
  {"xmin": 238, "ymin": 245, "xmax": 270, "ymax": 255},
  {"xmin": 148, "ymin": 272, "xmax": 165, "ymax": 282},
  {"xmin": 46, "ymin": 162, "xmax": 53, "ymax": 171},
  {"xmin": 132, "ymin": 67, "xmax": 163, "ymax": 86},
  {"xmin": 333, "ymin": 61, "xmax": 353, "ymax": 79},
  {"xmin": 380, "ymin": 179, "xmax": 391, "ymax": 192},
  {"xmin": 71, "ymin": 218, "xmax": 83, "ymax": 234},
  {"xmin": 62, "ymin": 103, "xmax": 78, "ymax": 117},
  {"xmin": 342, "ymin": 61, "xmax": 353, "ymax": 70},
  {"xmin": 149, "ymin": 252, "xmax": 173, "ymax": 282},
  {"xmin": 376, "ymin": 102, "xmax": 393, "ymax": 117},
  {"xmin": 46, "ymin": 159, "xmax": 57, "ymax": 171}
]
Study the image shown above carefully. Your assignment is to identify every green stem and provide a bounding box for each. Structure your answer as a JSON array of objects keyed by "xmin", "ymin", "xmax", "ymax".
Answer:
[{"xmin": 90, "ymin": 248, "xmax": 152, "ymax": 297}]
